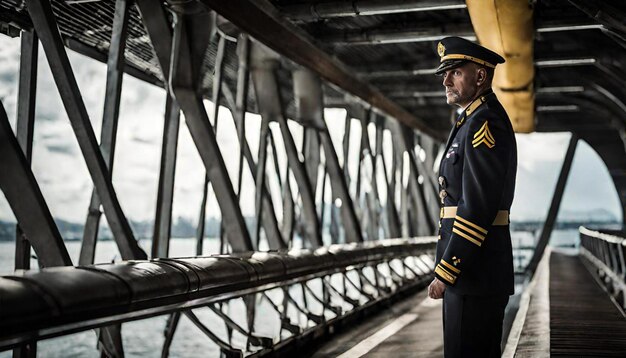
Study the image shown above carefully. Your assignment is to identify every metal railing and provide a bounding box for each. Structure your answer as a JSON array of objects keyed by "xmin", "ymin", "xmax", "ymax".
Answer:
[
  {"xmin": 579, "ymin": 227, "xmax": 626, "ymax": 315},
  {"xmin": 0, "ymin": 237, "xmax": 436, "ymax": 356}
]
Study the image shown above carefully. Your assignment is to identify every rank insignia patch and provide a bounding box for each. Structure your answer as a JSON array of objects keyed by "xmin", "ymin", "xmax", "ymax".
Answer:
[{"xmin": 472, "ymin": 121, "xmax": 495, "ymax": 148}]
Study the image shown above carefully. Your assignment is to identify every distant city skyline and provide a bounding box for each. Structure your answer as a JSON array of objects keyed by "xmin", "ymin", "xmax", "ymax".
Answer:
[{"xmin": 0, "ymin": 36, "xmax": 622, "ymax": 227}]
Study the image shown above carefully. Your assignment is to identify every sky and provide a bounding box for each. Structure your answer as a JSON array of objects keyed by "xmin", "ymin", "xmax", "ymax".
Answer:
[{"xmin": 0, "ymin": 35, "xmax": 622, "ymax": 226}]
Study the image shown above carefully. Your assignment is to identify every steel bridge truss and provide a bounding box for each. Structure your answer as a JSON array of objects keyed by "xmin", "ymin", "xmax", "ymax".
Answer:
[{"xmin": 0, "ymin": 0, "xmax": 442, "ymax": 356}]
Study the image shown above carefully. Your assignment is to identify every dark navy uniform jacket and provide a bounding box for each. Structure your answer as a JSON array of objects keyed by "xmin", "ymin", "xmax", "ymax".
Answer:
[{"xmin": 434, "ymin": 89, "xmax": 517, "ymax": 296}]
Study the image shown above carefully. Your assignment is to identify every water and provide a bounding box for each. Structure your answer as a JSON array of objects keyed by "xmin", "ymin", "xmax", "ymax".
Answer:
[{"xmin": 0, "ymin": 230, "xmax": 582, "ymax": 357}]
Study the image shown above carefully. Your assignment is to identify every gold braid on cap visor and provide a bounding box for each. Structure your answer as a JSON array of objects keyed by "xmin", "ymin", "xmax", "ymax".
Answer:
[{"xmin": 440, "ymin": 54, "xmax": 496, "ymax": 68}]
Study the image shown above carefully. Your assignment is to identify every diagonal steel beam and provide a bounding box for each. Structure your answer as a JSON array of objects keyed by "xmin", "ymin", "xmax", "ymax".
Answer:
[
  {"xmin": 152, "ymin": 95, "xmax": 180, "ymax": 258},
  {"xmin": 250, "ymin": 46, "xmax": 322, "ymax": 248},
  {"xmin": 80, "ymin": 0, "xmax": 133, "ymax": 265},
  {"xmin": 293, "ymin": 69, "xmax": 363, "ymax": 243},
  {"xmin": 25, "ymin": 0, "xmax": 146, "ymax": 260},
  {"xmin": 170, "ymin": 12, "xmax": 253, "ymax": 252},
  {"xmin": 197, "ymin": 0, "xmax": 441, "ymax": 139},
  {"xmin": 222, "ymin": 82, "xmax": 286, "ymax": 250},
  {"xmin": 0, "ymin": 101, "xmax": 71, "ymax": 267}
]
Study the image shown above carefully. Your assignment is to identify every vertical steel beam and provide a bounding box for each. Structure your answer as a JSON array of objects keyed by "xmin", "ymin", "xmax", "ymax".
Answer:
[
  {"xmin": 196, "ymin": 175, "xmax": 209, "ymax": 255},
  {"xmin": 234, "ymin": 36, "xmax": 250, "ymax": 199},
  {"xmin": 196, "ymin": 35, "xmax": 227, "ymax": 255},
  {"xmin": 152, "ymin": 96, "xmax": 180, "ymax": 258},
  {"xmin": 251, "ymin": 47, "xmax": 322, "ymax": 248},
  {"xmin": 390, "ymin": 120, "xmax": 435, "ymax": 236},
  {"xmin": 79, "ymin": 0, "xmax": 133, "ymax": 265},
  {"xmin": 342, "ymin": 112, "xmax": 351, "ymax": 185},
  {"xmin": 14, "ymin": 30, "xmax": 38, "ymax": 271},
  {"xmin": 365, "ymin": 112, "xmax": 383, "ymax": 239},
  {"xmin": 293, "ymin": 69, "xmax": 362, "ymax": 243},
  {"xmin": 405, "ymin": 132, "xmax": 436, "ymax": 235},
  {"xmin": 526, "ymin": 134, "xmax": 578, "ymax": 276},
  {"xmin": 25, "ymin": 0, "xmax": 146, "ymax": 260},
  {"xmin": 170, "ymin": 13, "xmax": 252, "ymax": 252},
  {"xmin": 136, "ymin": 0, "xmax": 183, "ymax": 258},
  {"xmin": 292, "ymin": 68, "xmax": 321, "ymax": 199},
  {"xmin": 375, "ymin": 117, "xmax": 401, "ymax": 238},
  {"xmin": 13, "ymin": 29, "xmax": 40, "ymax": 358},
  {"xmin": 0, "ymin": 102, "xmax": 71, "ymax": 267},
  {"xmin": 254, "ymin": 116, "xmax": 271, "ymax": 248}
]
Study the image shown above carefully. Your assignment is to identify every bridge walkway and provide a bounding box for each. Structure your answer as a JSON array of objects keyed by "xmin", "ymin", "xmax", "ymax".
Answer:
[{"xmin": 312, "ymin": 250, "xmax": 626, "ymax": 357}]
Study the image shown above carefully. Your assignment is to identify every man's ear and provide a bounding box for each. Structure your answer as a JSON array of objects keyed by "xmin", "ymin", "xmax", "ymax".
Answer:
[{"xmin": 477, "ymin": 67, "xmax": 487, "ymax": 86}]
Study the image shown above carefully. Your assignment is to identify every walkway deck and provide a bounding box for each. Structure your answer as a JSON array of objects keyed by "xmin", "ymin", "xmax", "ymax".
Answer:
[{"xmin": 312, "ymin": 250, "xmax": 626, "ymax": 357}]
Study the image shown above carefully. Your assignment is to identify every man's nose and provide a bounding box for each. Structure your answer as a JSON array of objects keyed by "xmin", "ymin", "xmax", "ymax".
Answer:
[{"xmin": 442, "ymin": 73, "xmax": 451, "ymax": 86}]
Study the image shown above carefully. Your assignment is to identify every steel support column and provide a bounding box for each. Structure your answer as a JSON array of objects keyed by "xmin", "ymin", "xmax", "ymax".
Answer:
[
  {"xmin": 25, "ymin": 0, "xmax": 146, "ymax": 260},
  {"xmin": 0, "ymin": 102, "xmax": 71, "ymax": 267},
  {"xmin": 14, "ymin": 29, "xmax": 38, "ymax": 271},
  {"xmin": 170, "ymin": 12, "xmax": 252, "ymax": 252},
  {"xmin": 251, "ymin": 46, "xmax": 322, "ymax": 248},
  {"xmin": 375, "ymin": 117, "xmax": 401, "ymax": 238},
  {"xmin": 526, "ymin": 134, "xmax": 578, "ymax": 276},
  {"xmin": 293, "ymin": 69, "xmax": 362, "ymax": 243},
  {"xmin": 152, "ymin": 95, "xmax": 180, "ymax": 258},
  {"xmin": 196, "ymin": 35, "xmax": 227, "ymax": 255},
  {"xmin": 79, "ymin": 0, "xmax": 133, "ymax": 265}
]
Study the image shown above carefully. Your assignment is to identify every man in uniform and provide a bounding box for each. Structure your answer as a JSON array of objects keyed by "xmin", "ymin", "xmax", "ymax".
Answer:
[{"xmin": 427, "ymin": 36, "xmax": 517, "ymax": 357}]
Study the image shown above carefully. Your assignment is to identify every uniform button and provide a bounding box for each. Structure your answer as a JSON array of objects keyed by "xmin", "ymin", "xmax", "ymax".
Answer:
[
  {"xmin": 438, "ymin": 176, "xmax": 446, "ymax": 188},
  {"xmin": 439, "ymin": 189, "xmax": 447, "ymax": 204}
]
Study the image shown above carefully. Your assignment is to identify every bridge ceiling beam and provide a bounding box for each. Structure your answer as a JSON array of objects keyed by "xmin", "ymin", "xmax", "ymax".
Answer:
[
  {"xmin": 317, "ymin": 21, "xmax": 600, "ymax": 45},
  {"xmin": 197, "ymin": 0, "xmax": 441, "ymax": 140},
  {"xmin": 568, "ymin": 0, "xmax": 626, "ymax": 40},
  {"xmin": 280, "ymin": 0, "xmax": 467, "ymax": 22},
  {"xmin": 25, "ymin": 0, "xmax": 146, "ymax": 260}
]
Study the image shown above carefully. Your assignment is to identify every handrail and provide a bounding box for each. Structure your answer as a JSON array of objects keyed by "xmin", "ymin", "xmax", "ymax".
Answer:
[
  {"xmin": 0, "ymin": 237, "xmax": 436, "ymax": 354},
  {"xmin": 579, "ymin": 227, "xmax": 626, "ymax": 316}
]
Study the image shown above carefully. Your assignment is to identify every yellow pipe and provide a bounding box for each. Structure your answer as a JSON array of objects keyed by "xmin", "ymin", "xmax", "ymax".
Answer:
[{"xmin": 466, "ymin": 0, "xmax": 535, "ymax": 133}]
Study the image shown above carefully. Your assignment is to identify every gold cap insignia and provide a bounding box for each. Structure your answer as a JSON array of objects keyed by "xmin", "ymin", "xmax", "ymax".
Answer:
[{"xmin": 437, "ymin": 42, "xmax": 445, "ymax": 57}]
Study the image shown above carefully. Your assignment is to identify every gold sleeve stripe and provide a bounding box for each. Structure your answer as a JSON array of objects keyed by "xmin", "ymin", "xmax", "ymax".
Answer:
[
  {"xmin": 454, "ymin": 221, "xmax": 486, "ymax": 241},
  {"xmin": 453, "ymin": 228, "xmax": 482, "ymax": 246},
  {"xmin": 473, "ymin": 122, "xmax": 489, "ymax": 139},
  {"xmin": 473, "ymin": 139, "xmax": 495, "ymax": 149},
  {"xmin": 455, "ymin": 216, "xmax": 487, "ymax": 234},
  {"xmin": 435, "ymin": 265, "xmax": 457, "ymax": 284},
  {"xmin": 472, "ymin": 132, "xmax": 495, "ymax": 146},
  {"xmin": 441, "ymin": 259, "xmax": 460, "ymax": 274},
  {"xmin": 485, "ymin": 128, "xmax": 495, "ymax": 143}
]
